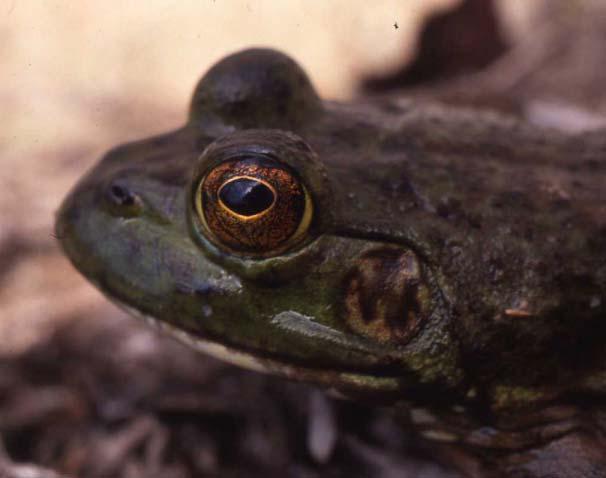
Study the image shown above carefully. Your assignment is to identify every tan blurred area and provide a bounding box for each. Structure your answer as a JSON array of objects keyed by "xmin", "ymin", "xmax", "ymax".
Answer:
[{"xmin": 1, "ymin": 0, "xmax": 541, "ymax": 355}]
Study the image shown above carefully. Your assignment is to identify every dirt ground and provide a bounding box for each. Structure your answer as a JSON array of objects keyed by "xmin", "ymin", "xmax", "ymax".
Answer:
[{"xmin": 2, "ymin": 1, "xmax": 605, "ymax": 477}]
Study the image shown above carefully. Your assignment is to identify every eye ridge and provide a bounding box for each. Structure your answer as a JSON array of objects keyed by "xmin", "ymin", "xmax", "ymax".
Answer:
[{"xmin": 217, "ymin": 175, "xmax": 277, "ymax": 220}]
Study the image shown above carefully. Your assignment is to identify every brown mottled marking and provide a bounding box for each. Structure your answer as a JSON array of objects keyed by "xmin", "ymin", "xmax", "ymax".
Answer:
[{"xmin": 343, "ymin": 247, "xmax": 428, "ymax": 344}]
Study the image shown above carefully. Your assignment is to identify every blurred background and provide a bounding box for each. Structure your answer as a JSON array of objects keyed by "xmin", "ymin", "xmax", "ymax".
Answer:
[{"xmin": 1, "ymin": 1, "xmax": 604, "ymax": 476}]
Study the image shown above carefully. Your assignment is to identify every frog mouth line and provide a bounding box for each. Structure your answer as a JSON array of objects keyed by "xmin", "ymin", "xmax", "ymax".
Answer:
[{"xmin": 114, "ymin": 301, "xmax": 404, "ymax": 395}]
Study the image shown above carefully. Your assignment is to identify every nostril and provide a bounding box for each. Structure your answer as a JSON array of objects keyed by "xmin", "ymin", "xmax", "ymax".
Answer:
[
  {"xmin": 108, "ymin": 183, "xmax": 135, "ymax": 206},
  {"xmin": 105, "ymin": 180, "xmax": 143, "ymax": 216}
]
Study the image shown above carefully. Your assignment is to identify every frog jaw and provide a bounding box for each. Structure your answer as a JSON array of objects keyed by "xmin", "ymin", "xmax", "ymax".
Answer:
[{"xmin": 118, "ymin": 301, "xmax": 404, "ymax": 398}]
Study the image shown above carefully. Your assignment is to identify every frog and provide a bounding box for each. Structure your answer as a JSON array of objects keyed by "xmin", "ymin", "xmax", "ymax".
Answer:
[{"xmin": 56, "ymin": 48, "xmax": 606, "ymax": 477}]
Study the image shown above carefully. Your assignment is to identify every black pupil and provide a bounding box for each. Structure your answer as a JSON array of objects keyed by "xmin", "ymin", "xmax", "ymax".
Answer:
[{"xmin": 219, "ymin": 178, "xmax": 275, "ymax": 216}]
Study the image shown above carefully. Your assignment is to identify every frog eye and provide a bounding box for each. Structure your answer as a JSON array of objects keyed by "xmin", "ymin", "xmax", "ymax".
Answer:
[{"xmin": 194, "ymin": 155, "xmax": 313, "ymax": 255}]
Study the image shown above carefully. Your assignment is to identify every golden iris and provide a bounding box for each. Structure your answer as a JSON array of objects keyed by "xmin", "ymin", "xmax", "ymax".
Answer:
[{"xmin": 195, "ymin": 155, "xmax": 313, "ymax": 255}]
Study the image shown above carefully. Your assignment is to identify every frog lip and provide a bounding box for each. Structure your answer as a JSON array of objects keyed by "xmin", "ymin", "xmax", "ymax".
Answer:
[{"xmin": 114, "ymin": 301, "xmax": 405, "ymax": 395}]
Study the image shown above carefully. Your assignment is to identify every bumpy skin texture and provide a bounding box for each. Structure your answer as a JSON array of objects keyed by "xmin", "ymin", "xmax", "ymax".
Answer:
[{"xmin": 56, "ymin": 49, "xmax": 606, "ymax": 477}]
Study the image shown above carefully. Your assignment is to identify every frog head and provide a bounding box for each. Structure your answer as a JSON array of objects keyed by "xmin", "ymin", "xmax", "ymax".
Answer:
[{"xmin": 56, "ymin": 48, "xmax": 606, "ymax": 411}]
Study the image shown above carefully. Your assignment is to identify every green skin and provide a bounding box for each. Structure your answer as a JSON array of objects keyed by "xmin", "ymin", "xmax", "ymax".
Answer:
[{"xmin": 57, "ymin": 49, "xmax": 606, "ymax": 477}]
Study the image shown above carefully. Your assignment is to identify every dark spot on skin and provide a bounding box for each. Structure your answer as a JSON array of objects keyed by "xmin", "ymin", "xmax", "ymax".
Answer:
[
  {"xmin": 437, "ymin": 196, "xmax": 462, "ymax": 220},
  {"xmin": 386, "ymin": 174, "xmax": 416, "ymax": 198}
]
